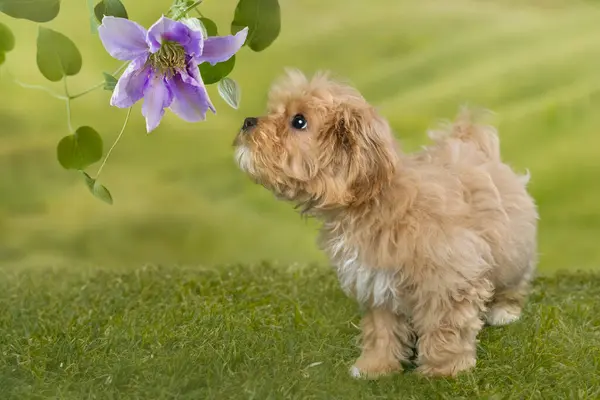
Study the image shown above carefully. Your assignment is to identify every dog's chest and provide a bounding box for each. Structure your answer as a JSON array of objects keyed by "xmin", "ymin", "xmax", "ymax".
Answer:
[{"xmin": 327, "ymin": 234, "xmax": 409, "ymax": 315}]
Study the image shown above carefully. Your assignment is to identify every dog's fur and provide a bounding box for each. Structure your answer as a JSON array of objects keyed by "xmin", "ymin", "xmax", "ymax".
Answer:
[{"xmin": 233, "ymin": 70, "xmax": 538, "ymax": 378}]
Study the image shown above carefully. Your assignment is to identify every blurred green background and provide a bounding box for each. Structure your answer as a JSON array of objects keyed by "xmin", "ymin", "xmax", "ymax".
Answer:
[{"xmin": 0, "ymin": 0, "xmax": 598, "ymax": 273}]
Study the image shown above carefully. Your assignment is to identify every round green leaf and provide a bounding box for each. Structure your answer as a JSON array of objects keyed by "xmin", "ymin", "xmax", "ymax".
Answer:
[
  {"xmin": 218, "ymin": 77, "xmax": 241, "ymax": 109},
  {"xmin": 0, "ymin": 51, "xmax": 5, "ymax": 65},
  {"xmin": 82, "ymin": 172, "xmax": 113, "ymax": 205},
  {"xmin": 200, "ymin": 17, "xmax": 218, "ymax": 36},
  {"xmin": 0, "ymin": 22, "xmax": 15, "ymax": 52},
  {"xmin": 57, "ymin": 126, "xmax": 103, "ymax": 170},
  {"xmin": 37, "ymin": 27, "xmax": 82, "ymax": 82},
  {"xmin": 94, "ymin": 0, "xmax": 128, "ymax": 22},
  {"xmin": 231, "ymin": 0, "xmax": 280, "ymax": 52},
  {"xmin": 199, "ymin": 55, "xmax": 236, "ymax": 85},
  {"xmin": 0, "ymin": 0, "xmax": 60, "ymax": 22}
]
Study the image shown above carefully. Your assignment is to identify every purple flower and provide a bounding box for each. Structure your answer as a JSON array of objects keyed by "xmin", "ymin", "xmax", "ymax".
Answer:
[{"xmin": 98, "ymin": 15, "xmax": 248, "ymax": 132}]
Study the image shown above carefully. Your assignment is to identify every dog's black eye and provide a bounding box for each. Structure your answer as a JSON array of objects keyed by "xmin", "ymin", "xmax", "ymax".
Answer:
[{"xmin": 291, "ymin": 114, "xmax": 308, "ymax": 130}]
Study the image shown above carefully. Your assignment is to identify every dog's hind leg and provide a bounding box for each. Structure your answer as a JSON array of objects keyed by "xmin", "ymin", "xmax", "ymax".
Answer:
[
  {"xmin": 350, "ymin": 308, "xmax": 415, "ymax": 379},
  {"xmin": 486, "ymin": 261, "xmax": 535, "ymax": 326},
  {"xmin": 485, "ymin": 273, "xmax": 532, "ymax": 326}
]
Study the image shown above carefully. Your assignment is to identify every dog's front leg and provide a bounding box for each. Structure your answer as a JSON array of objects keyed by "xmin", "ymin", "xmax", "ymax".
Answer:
[{"xmin": 350, "ymin": 307, "xmax": 414, "ymax": 379}]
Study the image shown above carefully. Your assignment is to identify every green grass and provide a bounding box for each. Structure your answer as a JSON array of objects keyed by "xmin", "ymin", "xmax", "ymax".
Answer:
[
  {"xmin": 0, "ymin": 0, "xmax": 599, "ymax": 271},
  {"xmin": 1, "ymin": 264, "xmax": 599, "ymax": 399}
]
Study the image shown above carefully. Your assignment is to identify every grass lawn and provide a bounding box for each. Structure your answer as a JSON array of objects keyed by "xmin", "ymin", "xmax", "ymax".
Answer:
[
  {"xmin": 1, "ymin": 264, "xmax": 599, "ymax": 399},
  {"xmin": 1, "ymin": 0, "xmax": 600, "ymax": 271}
]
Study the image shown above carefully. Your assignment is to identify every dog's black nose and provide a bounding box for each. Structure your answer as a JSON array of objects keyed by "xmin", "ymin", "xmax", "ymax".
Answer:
[{"xmin": 242, "ymin": 117, "xmax": 258, "ymax": 131}]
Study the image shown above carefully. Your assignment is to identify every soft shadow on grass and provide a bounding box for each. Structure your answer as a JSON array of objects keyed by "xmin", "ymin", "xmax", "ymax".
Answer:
[{"xmin": 1, "ymin": 264, "xmax": 598, "ymax": 399}]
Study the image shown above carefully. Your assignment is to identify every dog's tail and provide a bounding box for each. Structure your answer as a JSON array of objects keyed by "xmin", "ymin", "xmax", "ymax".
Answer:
[{"xmin": 427, "ymin": 107, "xmax": 501, "ymax": 161}]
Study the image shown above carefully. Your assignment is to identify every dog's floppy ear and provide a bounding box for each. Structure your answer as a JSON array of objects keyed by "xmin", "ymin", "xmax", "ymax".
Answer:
[{"xmin": 320, "ymin": 105, "xmax": 398, "ymax": 205}]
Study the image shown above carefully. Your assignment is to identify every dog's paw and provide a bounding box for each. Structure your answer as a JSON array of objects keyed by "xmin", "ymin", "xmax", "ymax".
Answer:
[
  {"xmin": 486, "ymin": 305, "xmax": 520, "ymax": 326},
  {"xmin": 416, "ymin": 355, "xmax": 476, "ymax": 378},
  {"xmin": 349, "ymin": 365, "xmax": 363, "ymax": 378},
  {"xmin": 349, "ymin": 357, "xmax": 402, "ymax": 379}
]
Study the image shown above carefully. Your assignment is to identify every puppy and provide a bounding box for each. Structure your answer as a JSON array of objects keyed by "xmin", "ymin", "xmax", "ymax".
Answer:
[{"xmin": 233, "ymin": 70, "xmax": 538, "ymax": 378}]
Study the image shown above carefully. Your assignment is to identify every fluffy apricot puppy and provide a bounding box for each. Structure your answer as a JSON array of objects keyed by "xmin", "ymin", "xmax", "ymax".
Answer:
[{"xmin": 233, "ymin": 70, "xmax": 538, "ymax": 378}]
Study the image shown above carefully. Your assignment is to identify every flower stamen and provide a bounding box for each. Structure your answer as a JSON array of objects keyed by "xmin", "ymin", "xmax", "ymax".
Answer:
[{"xmin": 148, "ymin": 41, "xmax": 187, "ymax": 77}]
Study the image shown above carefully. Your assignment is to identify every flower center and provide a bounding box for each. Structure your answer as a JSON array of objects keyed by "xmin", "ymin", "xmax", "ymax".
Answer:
[{"xmin": 148, "ymin": 41, "xmax": 187, "ymax": 77}]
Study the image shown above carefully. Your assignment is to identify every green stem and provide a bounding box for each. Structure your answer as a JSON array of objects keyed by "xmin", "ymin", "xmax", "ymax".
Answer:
[
  {"xmin": 69, "ymin": 82, "xmax": 104, "ymax": 100},
  {"xmin": 9, "ymin": 60, "xmax": 126, "ymax": 103},
  {"xmin": 113, "ymin": 61, "xmax": 129, "ymax": 76},
  {"xmin": 69, "ymin": 61, "xmax": 129, "ymax": 100},
  {"xmin": 96, "ymin": 107, "xmax": 131, "ymax": 179},
  {"xmin": 63, "ymin": 77, "xmax": 74, "ymax": 133},
  {"xmin": 174, "ymin": 0, "xmax": 203, "ymax": 20},
  {"xmin": 13, "ymin": 79, "xmax": 67, "ymax": 100}
]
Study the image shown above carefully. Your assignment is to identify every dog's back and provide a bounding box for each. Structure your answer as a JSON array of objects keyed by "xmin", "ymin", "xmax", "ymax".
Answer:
[{"xmin": 408, "ymin": 109, "xmax": 538, "ymax": 289}]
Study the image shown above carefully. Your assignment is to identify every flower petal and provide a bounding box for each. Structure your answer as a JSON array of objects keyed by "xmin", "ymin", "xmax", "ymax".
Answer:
[
  {"xmin": 98, "ymin": 16, "xmax": 149, "ymax": 61},
  {"xmin": 110, "ymin": 56, "xmax": 151, "ymax": 108},
  {"xmin": 168, "ymin": 64, "xmax": 215, "ymax": 122},
  {"xmin": 141, "ymin": 72, "xmax": 174, "ymax": 132},
  {"xmin": 195, "ymin": 27, "xmax": 248, "ymax": 66},
  {"xmin": 146, "ymin": 15, "xmax": 203, "ymax": 56}
]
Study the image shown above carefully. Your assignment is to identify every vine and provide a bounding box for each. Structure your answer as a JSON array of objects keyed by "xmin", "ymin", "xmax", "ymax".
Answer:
[{"xmin": 0, "ymin": 0, "xmax": 281, "ymax": 204}]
